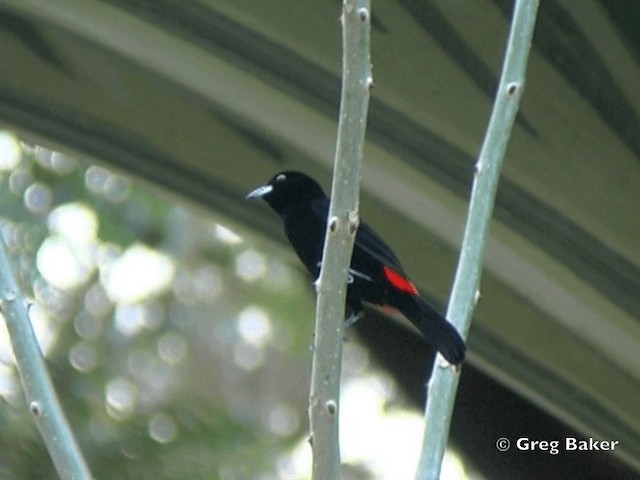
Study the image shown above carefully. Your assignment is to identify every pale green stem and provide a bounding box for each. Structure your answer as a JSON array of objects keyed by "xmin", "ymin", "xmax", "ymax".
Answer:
[
  {"xmin": 308, "ymin": 1, "xmax": 372, "ymax": 479},
  {"xmin": 415, "ymin": 1, "xmax": 540, "ymax": 479},
  {"xmin": 0, "ymin": 232, "xmax": 93, "ymax": 479}
]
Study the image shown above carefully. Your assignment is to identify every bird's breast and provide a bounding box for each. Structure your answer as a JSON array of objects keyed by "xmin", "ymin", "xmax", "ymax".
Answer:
[{"xmin": 282, "ymin": 211, "xmax": 326, "ymax": 276}]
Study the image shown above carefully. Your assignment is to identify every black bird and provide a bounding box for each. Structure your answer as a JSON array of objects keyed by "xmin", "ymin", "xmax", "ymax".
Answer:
[{"xmin": 246, "ymin": 171, "xmax": 465, "ymax": 365}]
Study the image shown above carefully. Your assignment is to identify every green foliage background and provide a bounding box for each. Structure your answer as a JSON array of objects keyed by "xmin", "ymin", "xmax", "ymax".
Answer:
[{"xmin": 0, "ymin": 132, "xmax": 316, "ymax": 479}]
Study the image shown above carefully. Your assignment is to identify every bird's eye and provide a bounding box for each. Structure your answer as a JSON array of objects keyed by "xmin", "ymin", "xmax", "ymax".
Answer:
[{"xmin": 275, "ymin": 174, "xmax": 286, "ymax": 182}]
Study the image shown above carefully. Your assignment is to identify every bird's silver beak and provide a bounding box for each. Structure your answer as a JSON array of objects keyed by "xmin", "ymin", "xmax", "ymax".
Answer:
[{"xmin": 245, "ymin": 184, "xmax": 273, "ymax": 200}]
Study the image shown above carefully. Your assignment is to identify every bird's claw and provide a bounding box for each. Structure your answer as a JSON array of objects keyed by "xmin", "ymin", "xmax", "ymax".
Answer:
[{"xmin": 344, "ymin": 310, "xmax": 364, "ymax": 329}]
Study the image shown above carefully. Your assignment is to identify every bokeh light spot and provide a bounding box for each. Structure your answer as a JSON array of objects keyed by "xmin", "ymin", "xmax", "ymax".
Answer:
[
  {"xmin": 237, "ymin": 306, "xmax": 272, "ymax": 347},
  {"xmin": 48, "ymin": 202, "xmax": 98, "ymax": 243},
  {"xmin": 69, "ymin": 341, "xmax": 98, "ymax": 372},
  {"xmin": 233, "ymin": 342, "xmax": 264, "ymax": 371},
  {"xmin": 0, "ymin": 132, "xmax": 21, "ymax": 170},
  {"xmin": 235, "ymin": 249, "xmax": 266, "ymax": 282},
  {"xmin": 37, "ymin": 236, "xmax": 94, "ymax": 290},
  {"xmin": 157, "ymin": 332, "xmax": 188, "ymax": 365},
  {"xmin": 106, "ymin": 377, "xmax": 137, "ymax": 419},
  {"xmin": 24, "ymin": 183, "xmax": 52, "ymax": 214},
  {"xmin": 104, "ymin": 244, "xmax": 176, "ymax": 304},
  {"xmin": 148, "ymin": 412, "xmax": 178, "ymax": 444},
  {"xmin": 214, "ymin": 224, "xmax": 242, "ymax": 245},
  {"xmin": 267, "ymin": 403, "xmax": 299, "ymax": 437}
]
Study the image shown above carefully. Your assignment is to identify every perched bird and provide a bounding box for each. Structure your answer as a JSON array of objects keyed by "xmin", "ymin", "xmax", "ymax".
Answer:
[{"xmin": 246, "ymin": 171, "xmax": 465, "ymax": 365}]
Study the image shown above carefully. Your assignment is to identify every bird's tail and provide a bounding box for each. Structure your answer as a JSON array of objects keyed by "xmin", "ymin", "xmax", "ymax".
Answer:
[{"xmin": 400, "ymin": 296, "xmax": 466, "ymax": 366}]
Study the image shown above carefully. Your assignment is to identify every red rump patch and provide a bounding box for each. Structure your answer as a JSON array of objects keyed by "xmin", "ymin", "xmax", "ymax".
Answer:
[{"xmin": 382, "ymin": 266, "xmax": 419, "ymax": 296}]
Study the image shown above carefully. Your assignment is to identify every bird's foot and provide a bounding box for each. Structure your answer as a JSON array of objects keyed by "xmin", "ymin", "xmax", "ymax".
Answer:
[{"xmin": 344, "ymin": 310, "xmax": 364, "ymax": 329}]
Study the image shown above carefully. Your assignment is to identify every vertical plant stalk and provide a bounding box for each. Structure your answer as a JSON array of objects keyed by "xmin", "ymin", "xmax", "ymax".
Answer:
[
  {"xmin": 415, "ymin": 1, "xmax": 540, "ymax": 479},
  {"xmin": 308, "ymin": 1, "xmax": 372, "ymax": 479},
  {"xmin": 0, "ymin": 234, "xmax": 93, "ymax": 480}
]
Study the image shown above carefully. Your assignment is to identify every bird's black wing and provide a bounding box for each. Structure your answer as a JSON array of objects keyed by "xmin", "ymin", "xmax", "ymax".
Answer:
[
  {"xmin": 355, "ymin": 221, "xmax": 408, "ymax": 275},
  {"xmin": 310, "ymin": 197, "xmax": 407, "ymax": 275}
]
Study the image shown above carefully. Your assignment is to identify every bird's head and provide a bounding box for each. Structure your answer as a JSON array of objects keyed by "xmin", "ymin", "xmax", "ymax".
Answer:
[{"xmin": 246, "ymin": 171, "xmax": 326, "ymax": 215}]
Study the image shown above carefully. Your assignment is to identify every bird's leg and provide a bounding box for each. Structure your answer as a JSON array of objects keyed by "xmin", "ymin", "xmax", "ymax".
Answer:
[
  {"xmin": 344, "ymin": 303, "xmax": 364, "ymax": 329},
  {"xmin": 340, "ymin": 303, "xmax": 363, "ymax": 342},
  {"xmin": 344, "ymin": 310, "xmax": 363, "ymax": 329}
]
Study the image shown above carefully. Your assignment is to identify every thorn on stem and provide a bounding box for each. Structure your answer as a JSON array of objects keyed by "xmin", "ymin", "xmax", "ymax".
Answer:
[
  {"xmin": 325, "ymin": 400, "xmax": 337, "ymax": 415},
  {"xmin": 474, "ymin": 289, "xmax": 482, "ymax": 305},
  {"xmin": 29, "ymin": 401, "xmax": 42, "ymax": 417},
  {"xmin": 348, "ymin": 211, "xmax": 359, "ymax": 235},
  {"xmin": 506, "ymin": 82, "xmax": 519, "ymax": 97},
  {"xmin": 436, "ymin": 355, "xmax": 462, "ymax": 372},
  {"xmin": 357, "ymin": 7, "xmax": 369, "ymax": 22},
  {"xmin": 328, "ymin": 217, "xmax": 339, "ymax": 233}
]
